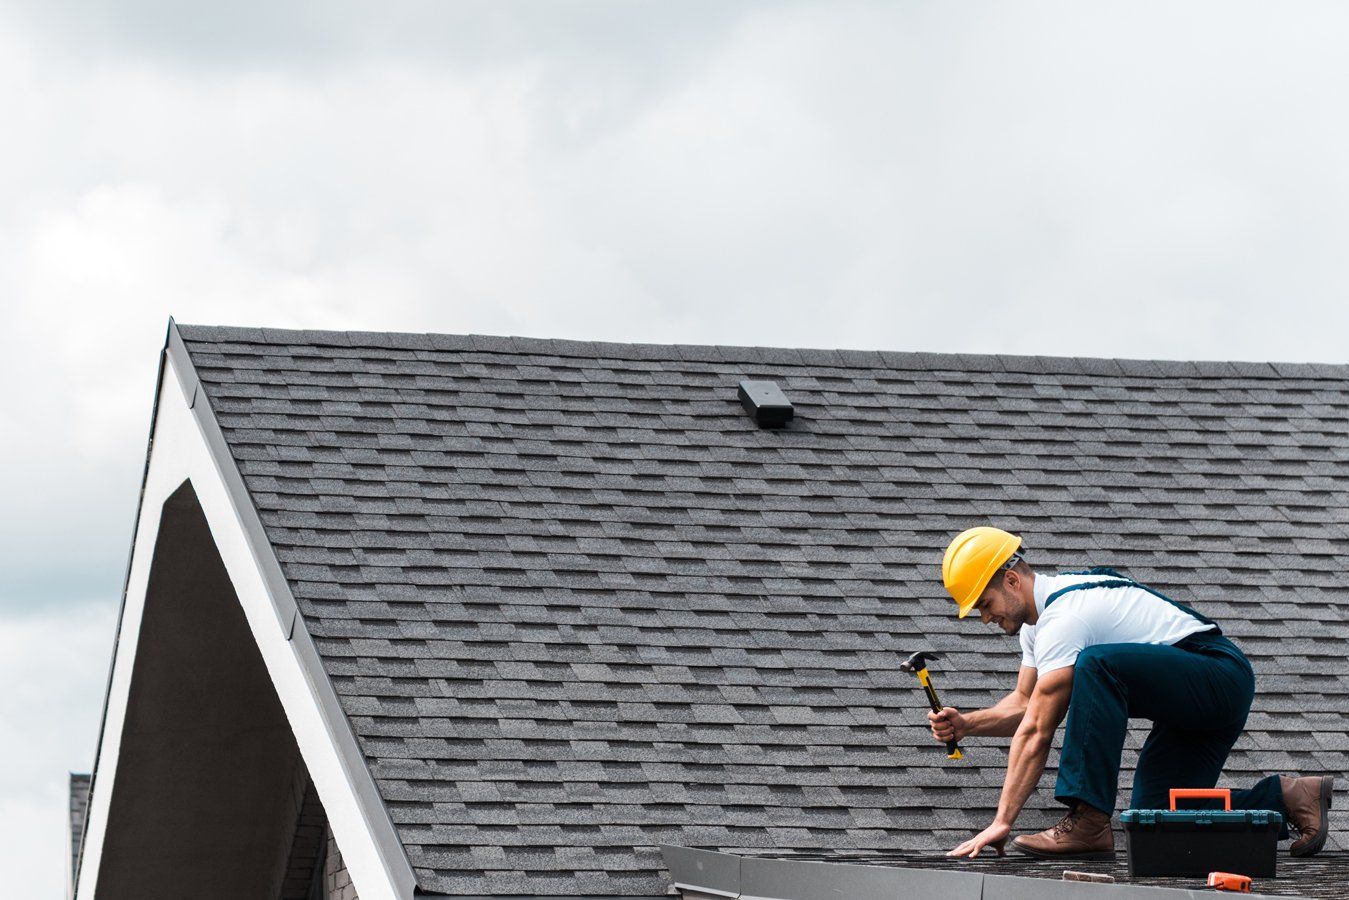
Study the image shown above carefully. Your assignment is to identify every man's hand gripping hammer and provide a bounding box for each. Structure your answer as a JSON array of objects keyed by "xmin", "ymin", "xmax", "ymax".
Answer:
[{"xmin": 901, "ymin": 650, "xmax": 964, "ymax": 760}]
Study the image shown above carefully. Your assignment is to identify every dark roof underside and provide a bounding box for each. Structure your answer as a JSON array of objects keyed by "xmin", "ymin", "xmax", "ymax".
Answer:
[{"xmin": 176, "ymin": 325, "xmax": 1349, "ymax": 897}]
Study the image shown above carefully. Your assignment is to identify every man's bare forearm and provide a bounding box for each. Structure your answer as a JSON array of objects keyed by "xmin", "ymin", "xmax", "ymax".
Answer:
[
  {"xmin": 994, "ymin": 724, "xmax": 1053, "ymax": 826},
  {"xmin": 993, "ymin": 666, "xmax": 1073, "ymax": 828},
  {"xmin": 963, "ymin": 693, "xmax": 1028, "ymax": 737}
]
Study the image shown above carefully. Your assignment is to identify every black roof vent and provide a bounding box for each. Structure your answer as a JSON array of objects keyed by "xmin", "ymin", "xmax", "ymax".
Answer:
[{"xmin": 738, "ymin": 380, "xmax": 794, "ymax": 428}]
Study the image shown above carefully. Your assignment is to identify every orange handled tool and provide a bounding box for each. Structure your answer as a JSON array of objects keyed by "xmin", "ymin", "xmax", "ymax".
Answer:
[
  {"xmin": 1206, "ymin": 871, "xmax": 1252, "ymax": 892},
  {"xmin": 1171, "ymin": 788, "xmax": 1231, "ymax": 811}
]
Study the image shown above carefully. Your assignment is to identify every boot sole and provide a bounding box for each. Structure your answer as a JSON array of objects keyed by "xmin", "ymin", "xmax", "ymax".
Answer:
[
  {"xmin": 1290, "ymin": 775, "xmax": 1335, "ymax": 858},
  {"xmin": 1012, "ymin": 841, "xmax": 1115, "ymax": 862}
]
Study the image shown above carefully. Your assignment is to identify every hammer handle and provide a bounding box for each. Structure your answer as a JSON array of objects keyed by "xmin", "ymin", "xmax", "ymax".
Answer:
[{"xmin": 918, "ymin": 668, "xmax": 964, "ymax": 759}]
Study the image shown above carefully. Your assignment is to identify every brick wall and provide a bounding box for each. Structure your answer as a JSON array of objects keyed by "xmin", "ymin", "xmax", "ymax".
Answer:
[
  {"xmin": 277, "ymin": 766, "xmax": 328, "ymax": 899},
  {"xmin": 324, "ymin": 829, "xmax": 359, "ymax": 900},
  {"xmin": 273, "ymin": 757, "xmax": 358, "ymax": 900}
]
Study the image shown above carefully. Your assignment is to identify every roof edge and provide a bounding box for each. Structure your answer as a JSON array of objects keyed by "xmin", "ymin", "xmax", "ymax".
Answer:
[
  {"xmin": 173, "ymin": 323, "xmax": 1349, "ymax": 379},
  {"xmin": 74, "ymin": 317, "xmax": 178, "ymax": 891},
  {"xmin": 162, "ymin": 321, "xmax": 420, "ymax": 897},
  {"xmin": 166, "ymin": 323, "xmax": 296, "ymax": 634},
  {"xmin": 657, "ymin": 847, "xmax": 1306, "ymax": 900}
]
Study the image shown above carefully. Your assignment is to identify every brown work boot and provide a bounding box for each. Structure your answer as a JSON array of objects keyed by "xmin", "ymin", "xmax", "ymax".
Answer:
[
  {"xmin": 1012, "ymin": 803, "xmax": 1115, "ymax": 860},
  {"xmin": 1281, "ymin": 775, "xmax": 1335, "ymax": 857}
]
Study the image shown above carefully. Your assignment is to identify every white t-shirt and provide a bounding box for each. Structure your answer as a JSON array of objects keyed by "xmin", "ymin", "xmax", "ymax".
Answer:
[{"xmin": 1018, "ymin": 572, "xmax": 1217, "ymax": 674}]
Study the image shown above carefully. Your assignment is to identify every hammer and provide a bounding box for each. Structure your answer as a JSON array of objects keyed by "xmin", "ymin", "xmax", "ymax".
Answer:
[{"xmin": 901, "ymin": 650, "xmax": 964, "ymax": 760}]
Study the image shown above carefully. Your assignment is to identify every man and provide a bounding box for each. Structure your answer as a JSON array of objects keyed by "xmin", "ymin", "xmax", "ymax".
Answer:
[{"xmin": 931, "ymin": 526, "xmax": 1335, "ymax": 860}]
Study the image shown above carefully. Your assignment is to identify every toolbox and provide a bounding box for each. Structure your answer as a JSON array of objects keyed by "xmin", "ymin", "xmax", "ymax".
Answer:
[{"xmin": 1120, "ymin": 789, "xmax": 1283, "ymax": 878}]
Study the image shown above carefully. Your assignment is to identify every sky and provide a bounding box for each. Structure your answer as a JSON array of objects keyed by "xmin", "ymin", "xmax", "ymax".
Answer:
[{"xmin": 3, "ymin": 1, "xmax": 1349, "ymax": 896}]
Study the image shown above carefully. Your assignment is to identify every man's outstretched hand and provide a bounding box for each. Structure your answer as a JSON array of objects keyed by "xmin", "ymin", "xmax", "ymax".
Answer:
[{"xmin": 947, "ymin": 821, "xmax": 1012, "ymax": 858}]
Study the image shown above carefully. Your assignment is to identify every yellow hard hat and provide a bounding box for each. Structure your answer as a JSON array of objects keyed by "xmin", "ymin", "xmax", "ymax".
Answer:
[{"xmin": 942, "ymin": 527, "xmax": 1023, "ymax": 618}]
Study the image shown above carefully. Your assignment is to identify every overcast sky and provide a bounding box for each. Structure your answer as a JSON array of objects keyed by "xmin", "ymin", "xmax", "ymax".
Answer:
[{"xmin": 5, "ymin": 2, "xmax": 1349, "ymax": 895}]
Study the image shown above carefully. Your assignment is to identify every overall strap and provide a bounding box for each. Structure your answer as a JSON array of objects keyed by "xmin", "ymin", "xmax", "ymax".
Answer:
[{"xmin": 1045, "ymin": 568, "xmax": 1221, "ymax": 633}]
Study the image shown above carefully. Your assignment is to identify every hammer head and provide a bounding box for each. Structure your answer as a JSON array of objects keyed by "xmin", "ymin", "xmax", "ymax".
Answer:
[{"xmin": 900, "ymin": 650, "xmax": 940, "ymax": 673}]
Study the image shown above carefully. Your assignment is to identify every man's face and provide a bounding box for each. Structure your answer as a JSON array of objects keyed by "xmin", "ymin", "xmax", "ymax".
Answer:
[{"xmin": 973, "ymin": 572, "xmax": 1028, "ymax": 635}]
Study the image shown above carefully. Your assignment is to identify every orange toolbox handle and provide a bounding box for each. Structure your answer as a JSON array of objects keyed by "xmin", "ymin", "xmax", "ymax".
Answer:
[
  {"xmin": 1170, "ymin": 788, "xmax": 1231, "ymax": 811},
  {"xmin": 1207, "ymin": 871, "xmax": 1252, "ymax": 892}
]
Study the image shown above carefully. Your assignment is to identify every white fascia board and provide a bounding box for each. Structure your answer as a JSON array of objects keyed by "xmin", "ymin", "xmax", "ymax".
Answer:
[{"xmin": 76, "ymin": 332, "xmax": 416, "ymax": 900}]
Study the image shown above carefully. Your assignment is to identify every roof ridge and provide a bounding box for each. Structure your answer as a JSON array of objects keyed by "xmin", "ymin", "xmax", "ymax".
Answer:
[{"xmin": 173, "ymin": 323, "xmax": 1349, "ymax": 379}]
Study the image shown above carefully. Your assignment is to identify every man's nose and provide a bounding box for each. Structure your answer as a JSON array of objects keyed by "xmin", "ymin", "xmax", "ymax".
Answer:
[{"xmin": 979, "ymin": 606, "xmax": 991, "ymax": 624}]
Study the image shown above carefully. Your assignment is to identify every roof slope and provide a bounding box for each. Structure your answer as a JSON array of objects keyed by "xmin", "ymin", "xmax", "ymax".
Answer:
[{"xmin": 175, "ymin": 325, "xmax": 1349, "ymax": 897}]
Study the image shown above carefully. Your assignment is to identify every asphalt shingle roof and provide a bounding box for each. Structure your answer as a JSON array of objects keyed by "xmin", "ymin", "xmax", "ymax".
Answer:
[{"xmin": 176, "ymin": 325, "xmax": 1349, "ymax": 897}]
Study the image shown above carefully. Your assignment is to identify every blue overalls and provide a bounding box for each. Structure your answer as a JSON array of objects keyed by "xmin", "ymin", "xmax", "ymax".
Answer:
[{"xmin": 1047, "ymin": 569, "xmax": 1287, "ymax": 832}]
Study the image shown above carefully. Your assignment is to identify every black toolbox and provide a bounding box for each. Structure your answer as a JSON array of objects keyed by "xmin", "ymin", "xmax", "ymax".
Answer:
[{"xmin": 1121, "ymin": 789, "xmax": 1283, "ymax": 877}]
